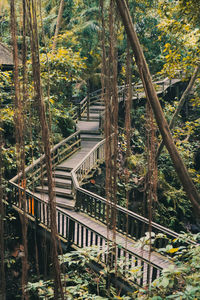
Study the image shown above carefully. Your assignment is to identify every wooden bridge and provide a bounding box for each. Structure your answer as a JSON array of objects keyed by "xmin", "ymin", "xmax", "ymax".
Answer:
[{"xmin": 9, "ymin": 78, "xmax": 188, "ymax": 288}]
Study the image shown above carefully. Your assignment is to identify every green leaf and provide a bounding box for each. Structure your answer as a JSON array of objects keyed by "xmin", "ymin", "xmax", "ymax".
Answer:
[{"xmin": 161, "ymin": 277, "xmax": 170, "ymax": 288}]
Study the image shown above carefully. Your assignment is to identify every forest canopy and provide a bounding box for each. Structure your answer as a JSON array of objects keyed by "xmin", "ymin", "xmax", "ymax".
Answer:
[{"xmin": 0, "ymin": 0, "xmax": 200, "ymax": 299}]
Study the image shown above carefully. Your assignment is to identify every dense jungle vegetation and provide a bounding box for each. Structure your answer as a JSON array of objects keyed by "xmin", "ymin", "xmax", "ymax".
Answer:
[{"xmin": 0, "ymin": 0, "xmax": 200, "ymax": 299}]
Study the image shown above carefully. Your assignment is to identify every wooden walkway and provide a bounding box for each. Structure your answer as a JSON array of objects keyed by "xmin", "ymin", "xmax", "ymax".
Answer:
[
  {"xmin": 9, "ymin": 78, "xmax": 184, "ymax": 287},
  {"xmin": 31, "ymin": 87, "xmax": 173, "ymax": 284},
  {"xmin": 58, "ymin": 208, "xmax": 171, "ymax": 269},
  {"xmin": 34, "ymin": 139, "xmax": 101, "ymax": 210}
]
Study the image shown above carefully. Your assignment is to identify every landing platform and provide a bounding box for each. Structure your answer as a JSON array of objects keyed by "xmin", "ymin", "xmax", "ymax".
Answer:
[
  {"xmin": 58, "ymin": 140, "xmax": 100, "ymax": 170},
  {"xmin": 58, "ymin": 208, "xmax": 172, "ymax": 284},
  {"xmin": 76, "ymin": 120, "xmax": 100, "ymax": 132}
]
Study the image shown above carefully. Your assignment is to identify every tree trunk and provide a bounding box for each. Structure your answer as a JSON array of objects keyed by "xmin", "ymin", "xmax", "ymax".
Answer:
[
  {"xmin": 10, "ymin": 1, "xmax": 29, "ymax": 299},
  {"xmin": 115, "ymin": 0, "xmax": 200, "ymax": 215},
  {"xmin": 156, "ymin": 65, "xmax": 200, "ymax": 159},
  {"xmin": 0, "ymin": 131, "xmax": 5, "ymax": 299},
  {"xmin": 52, "ymin": 0, "xmax": 64, "ymax": 51},
  {"xmin": 26, "ymin": 0, "xmax": 64, "ymax": 298}
]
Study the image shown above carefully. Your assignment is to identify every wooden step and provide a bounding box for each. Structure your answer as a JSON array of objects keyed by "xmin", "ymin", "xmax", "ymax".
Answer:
[
  {"xmin": 43, "ymin": 177, "xmax": 71, "ymax": 189},
  {"xmin": 82, "ymin": 112, "xmax": 100, "ymax": 119},
  {"xmin": 34, "ymin": 193, "xmax": 75, "ymax": 210},
  {"xmin": 92, "ymin": 101, "xmax": 104, "ymax": 106},
  {"xmin": 53, "ymin": 170, "xmax": 71, "ymax": 180},
  {"xmin": 80, "ymin": 130, "xmax": 101, "ymax": 135},
  {"xmin": 56, "ymin": 198, "xmax": 76, "ymax": 210},
  {"xmin": 80, "ymin": 134, "xmax": 103, "ymax": 141},
  {"xmin": 35, "ymin": 186, "xmax": 73, "ymax": 199},
  {"xmin": 56, "ymin": 165, "xmax": 73, "ymax": 172},
  {"xmin": 81, "ymin": 117, "xmax": 99, "ymax": 121},
  {"xmin": 89, "ymin": 105, "xmax": 105, "ymax": 112}
]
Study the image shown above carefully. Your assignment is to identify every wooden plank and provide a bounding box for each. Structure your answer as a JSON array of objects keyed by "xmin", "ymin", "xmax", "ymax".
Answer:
[{"xmin": 58, "ymin": 208, "xmax": 172, "ymax": 270}]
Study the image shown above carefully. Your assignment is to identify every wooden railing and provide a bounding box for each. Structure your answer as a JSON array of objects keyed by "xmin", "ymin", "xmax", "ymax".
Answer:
[
  {"xmin": 10, "ymin": 131, "xmax": 81, "ymax": 189},
  {"xmin": 78, "ymin": 96, "xmax": 88, "ymax": 120},
  {"xmin": 73, "ymin": 139, "xmax": 105, "ymax": 184},
  {"xmin": 71, "ymin": 139, "xmax": 194, "ymax": 251},
  {"xmin": 68, "ymin": 106, "xmax": 78, "ymax": 122},
  {"xmin": 8, "ymin": 183, "xmax": 162, "ymax": 287},
  {"xmin": 8, "ymin": 77, "xmax": 186, "ymax": 288}
]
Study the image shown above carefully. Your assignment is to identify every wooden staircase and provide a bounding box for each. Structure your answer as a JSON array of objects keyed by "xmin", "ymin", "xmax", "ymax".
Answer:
[
  {"xmin": 33, "ymin": 96, "xmax": 105, "ymax": 210},
  {"xmin": 9, "ymin": 78, "xmax": 192, "ymax": 288},
  {"xmin": 34, "ymin": 167, "xmax": 75, "ymax": 210},
  {"xmin": 80, "ymin": 98, "xmax": 105, "ymax": 122}
]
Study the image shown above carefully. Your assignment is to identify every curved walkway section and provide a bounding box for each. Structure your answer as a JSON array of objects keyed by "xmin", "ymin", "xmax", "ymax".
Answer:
[{"xmin": 9, "ymin": 78, "xmax": 188, "ymax": 287}]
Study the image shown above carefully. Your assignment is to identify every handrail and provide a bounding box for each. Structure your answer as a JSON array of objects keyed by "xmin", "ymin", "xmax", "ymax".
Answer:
[
  {"xmin": 8, "ymin": 76, "xmax": 190, "ymax": 288},
  {"xmin": 88, "ymin": 77, "xmax": 181, "ymax": 104},
  {"xmin": 8, "ymin": 182, "xmax": 163, "ymax": 286},
  {"xmin": 72, "ymin": 141, "xmax": 174, "ymax": 236},
  {"xmin": 10, "ymin": 131, "xmax": 81, "ymax": 189},
  {"xmin": 72, "ymin": 139, "xmax": 105, "ymax": 183},
  {"xmin": 71, "ymin": 139, "xmax": 196, "ymax": 248}
]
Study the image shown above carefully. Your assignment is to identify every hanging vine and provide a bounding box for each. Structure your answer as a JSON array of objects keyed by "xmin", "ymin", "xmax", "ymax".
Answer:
[
  {"xmin": 0, "ymin": 126, "xmax": 5, "ymax": 299},
  {"xmin": 125, "ymin": 37, "xmax": 132, "ymax": 267},
  {"xmin": 145, "ymin": 98, "xmax": 158, "ymax": 275},
  {"xmin": 25, "ymin": 1, "xmax": 64, "ymax": 299},
  {"xmin": 10, "ymin": 0, "xmax": 28, "ymax": 298}
]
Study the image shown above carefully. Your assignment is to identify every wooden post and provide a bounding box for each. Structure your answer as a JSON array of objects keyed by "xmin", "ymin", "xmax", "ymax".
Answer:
[
  {"xmin": 87, "ymin": 96, "xmax": 90, "ymax": 121},
  {"xmin": 78, "ymin": 103, "xmax": 81, "ymax": 120},
  {"xmin": 115, "ymin": 0, "xmax": 200, "ymax": 214}
]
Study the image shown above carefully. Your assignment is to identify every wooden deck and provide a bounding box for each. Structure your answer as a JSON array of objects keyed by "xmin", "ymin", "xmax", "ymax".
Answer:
[
  {"xmin": 30, "ymin": 86, "xmax": 174, "ymax": 283},
  {"xmin": 58, "ymin": 139, "xmax": 100, "ymax": 170},
  {"xmin": 9, "ymin": 78, "xmax": 184, "ymax": 287},
  {"xmin": 58, "ymin": 208, "xmax": 171, "ymax": 269}
]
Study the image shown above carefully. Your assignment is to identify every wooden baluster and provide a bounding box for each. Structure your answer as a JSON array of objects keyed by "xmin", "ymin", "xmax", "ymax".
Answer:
[
  {"xmin": 62, "ymin": 214, "xmax": 64, "ymax": 236},
  {"xmin": 78, "ymin": 102, "xmax": 81, "ymax": 120},
  {"xmin": 38, "ymin": 201, "xmax": 41, "ymax": 221},
  {"xmin": 68, "ymin": 219, "xmax": 75, "ymax": 242},
  {"xmin": 116, "ymin": 210, "xmax": 120, "ymax": 231},
  {"xmin": 128, "ymin": 253, "xmax": 132, "ymax": 271},
  {"xmin": 58, "ymin": 212, "xmax": 60, "ymax": 234},
  {"xmin": 43, "ymin": 203, "xmax": 46, "ymax": 225},
  {"xmin": 87, "ymin": 95, "xmax": 90, "ymax": 121},
  {"xmin": 34, "ymin": 198, "xmax": 38, "ymax": 219},
  {"xmin": 152, "ymin": 266, "xmax": 158, "ymax": 282},
  {"xmin": 94, "ymin": 198, "xmax": 97, "ymax": 219},
  {"xmin": 122, "ymin": 212, "xmax": 126, "ymax": 233},
  {"xmin": 86, "ymin": 229, "xmax": 88, "ymax": 246},
  {"xmin": 90, "ymin": 231, "xmax": 93, "ymax": 246},
  {"xmin": 65, "ymin": 216, "xmax": 69, "ymax": 239},
  {"xmin": 95, "ymin": 234, "xmax": 98, "ymax": 246},
  {"xmin": 130, "ymin": 217, "xmax": 134, "ymax": 238},
  {"xmin": 102, "ymin": 202, "xmax": 105, "ymax": 223},
  {"xmin": 91, "ymin": 197, "xmax": 94, "ymax": 216},
  {"xmin": 81, "ymin": 226, "xmax": 84, "ymax": 247},
  {"xmin": 135, "ymin": 221, "xmax": 140, "ymax": 239},
  {"xmin": 77, "ymin": 223, "xmax": 80, "ymax": 246},
  {"xmin": 98, "ymin": 200, "xmax": 101, "ymax": 220}
]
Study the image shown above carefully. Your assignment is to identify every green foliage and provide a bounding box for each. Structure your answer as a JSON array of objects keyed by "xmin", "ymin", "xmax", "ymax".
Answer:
[
  {"xmin": 27, "ymin": 246, "xmax": 134, "ymax": 299},
  {"xmin": 157, "ymin": 0, "xmax": 200, "ymax": 78},
  {"xmin": 26, "ymin": 238, "xmax": 200, "ymax": 299},
  {"xmin": 39, "ymin": 48, "xmax": 86, "ymax": 103},
  {"xmin": 136, "ymin": 236, "xmax": 200, "ymax": 299}
]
